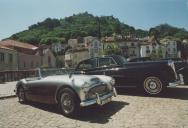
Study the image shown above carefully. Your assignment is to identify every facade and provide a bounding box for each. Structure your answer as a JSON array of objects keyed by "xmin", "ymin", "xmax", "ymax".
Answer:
[
  {"xmin": 162, "ymin": 40, "xmax": 179, "ymax": 58},
  {"xmin": 84, "ymin": 36, "xmax": 103, "ymax": 58},
  {"xmin": 102, "ymin": 36, "xmax": 140, "ymax": 58},
  {"xmin": 118, "ymin": 41, "xmax": 140, "ymax": 58},
  {"xmin": 140, "ymin": 43, "xmax": 166, "ymax": 58},
  {"xmin": 0, "ymin": 40, "xmax": 56, "ymax": 70},
  {"xmin": 41, "ymin": 48, "xmax": 56, "ymax": 68},
  {"xmin": 18, "ymin": 53, "xmax": 41, "ymax": 70},
  {"xmin": 0, "ymin": 45, "xmax": 18, "ymax": 71},
  {"xmin": 65, "ymin": 48, "xmax": 89, "ymax": 68},
  {"xmin": 68, "ymin": 39, "xmax": 78, "ymax": 49}
]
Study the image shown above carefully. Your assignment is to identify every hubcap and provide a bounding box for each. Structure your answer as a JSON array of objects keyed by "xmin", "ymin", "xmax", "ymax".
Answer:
[
  {"xmin": 149, "ymin": 82, "xmax": 157, "ymax": 89},
  {"xmin": 144, "ymin": 77, "xmax": 162, "ymax": 95}
]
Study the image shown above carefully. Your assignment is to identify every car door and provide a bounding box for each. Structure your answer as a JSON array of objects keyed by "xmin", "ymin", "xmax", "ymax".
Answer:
[
  {"xmin": 97, "ymin": 57, "xmax": 137, "ymax": 87},
  {"xmin": 26, "ymin": 78, "xmax": 57, "ymax": 104}
]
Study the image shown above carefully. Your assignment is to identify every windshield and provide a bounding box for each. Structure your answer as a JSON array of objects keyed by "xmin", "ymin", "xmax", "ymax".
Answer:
[
  {"xmin": 39, "ymin": 68, "xmax": 74, "ymax": 77},
  {"xmin": 114, "ymin": 55, "xmax": 127, "ymax": 65}
]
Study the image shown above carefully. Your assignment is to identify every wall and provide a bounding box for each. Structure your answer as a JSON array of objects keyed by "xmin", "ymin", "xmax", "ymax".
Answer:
[
  {"xmin": 18, "ymin": 53, "xmax": 41, "ymax": 70},
  {"xmin": 0, "ymin": 48, "xmax": 18, "ymax": 71}
]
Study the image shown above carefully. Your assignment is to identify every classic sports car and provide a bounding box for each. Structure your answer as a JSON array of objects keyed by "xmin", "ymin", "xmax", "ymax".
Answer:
[
  {"xmin": 15, "ymin": 68, "xmax": 117, "ymax": 117},
  {"xmin": 75, "ymin": 55, "xmax": 182, "ymax": 95}
]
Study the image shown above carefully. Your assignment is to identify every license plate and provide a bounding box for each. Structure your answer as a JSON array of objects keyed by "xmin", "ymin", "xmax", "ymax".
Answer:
[{"xmin": 101, "ymin": 97, "xmax": 111, "ymax": 105}]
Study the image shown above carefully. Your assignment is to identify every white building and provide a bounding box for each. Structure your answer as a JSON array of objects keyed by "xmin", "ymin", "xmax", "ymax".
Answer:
[
  {"xmin": 68, "ymin": 39, "xmax": 78, "ymax": 49},
  {"xmin": 140, "ymin": 43, "xmax": 166, "ymax": 58},
  {"xmin": 119, "ymin": 41, "xmax": 140, "ymax": 58},
  {"xmin": 160, "ymin": 39, "xmax": 180, "ymax": 58},
  {"xmin": 65, "ymin": 48, "xmax": 89, "ymax": 68},
  {"xmin": 88, "ymin": 39, "xmax": 103, "ymax": 58}
]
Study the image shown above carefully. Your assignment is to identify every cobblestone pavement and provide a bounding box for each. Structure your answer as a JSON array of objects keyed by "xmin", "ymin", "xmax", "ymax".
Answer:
[
  {"xmin": 0, "ymin": 81, "xmax": 17, "ymax": 98},
  {"xmin": 0, "ymin": 86, "xmax": 188, "ymax": 128}
]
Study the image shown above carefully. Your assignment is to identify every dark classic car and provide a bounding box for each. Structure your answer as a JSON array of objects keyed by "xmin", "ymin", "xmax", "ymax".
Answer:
[
  {"xmin": 127, "ymin": 57, "xmax": 188, "ymax": 84},
  {"xmin": 15, "ymin": 68, "xmax": 117, "ymax": 117},
  {"xmin": 75, "ymin": 55, "xmax": 182, "ymax": 95}
]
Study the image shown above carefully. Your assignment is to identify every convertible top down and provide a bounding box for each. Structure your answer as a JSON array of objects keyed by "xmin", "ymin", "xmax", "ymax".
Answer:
[{"xmin": 15, "ymin": 68, "xmax": 117, "ymax": 117}]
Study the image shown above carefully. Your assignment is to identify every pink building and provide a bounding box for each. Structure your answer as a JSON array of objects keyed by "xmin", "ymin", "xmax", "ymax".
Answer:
[{"xmin": 0, "ymin": 40, "xmax": 56, "ymax": 70}]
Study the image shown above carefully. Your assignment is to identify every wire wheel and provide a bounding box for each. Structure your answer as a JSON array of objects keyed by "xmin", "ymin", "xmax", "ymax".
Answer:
[
  {"xmin": 58, "ymin": 88, "xmax": 80, "ymax": 117},
  {"xmin": 18, "ymin": 87, "xmax": 27, "ymax": 103},
  {"xmin": 60, "ymin": 92, "xmax": 75, "ymax": 115}
]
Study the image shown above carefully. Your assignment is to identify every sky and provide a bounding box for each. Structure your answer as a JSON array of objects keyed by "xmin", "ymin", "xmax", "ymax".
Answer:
[{"xmin": 0, "ymin": 0, "xmax": 188, "ymax": 40}]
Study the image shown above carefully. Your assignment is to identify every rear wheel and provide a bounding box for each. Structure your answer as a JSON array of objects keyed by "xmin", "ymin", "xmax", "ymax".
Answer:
[
  {"xmin": 18, "ymin": 87, "xmax": 27, "ymax": 103},
  {"xmin": 143, "ymin": 76, "xmax": 163, "ymax": 95},
  {"xmin": 58, "ymin": 88, "xmax": 80, "ymax": 117}
]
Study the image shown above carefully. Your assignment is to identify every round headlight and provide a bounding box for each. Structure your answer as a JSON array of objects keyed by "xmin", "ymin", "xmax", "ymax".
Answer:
[{"xmin": 110, "ymin": 78, "xmax": 115, "ymax": 86}]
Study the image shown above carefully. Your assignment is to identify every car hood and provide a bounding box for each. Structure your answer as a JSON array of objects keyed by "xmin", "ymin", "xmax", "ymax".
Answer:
[{"xmin": 43, "ymin": 74, "xmax": 104, "ymax": 87}]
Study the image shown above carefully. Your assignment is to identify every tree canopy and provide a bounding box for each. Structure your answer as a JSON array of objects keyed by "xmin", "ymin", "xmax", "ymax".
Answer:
[{"xmin": 8, "ymin": 13, "xmax": 188, "ymax": 45}]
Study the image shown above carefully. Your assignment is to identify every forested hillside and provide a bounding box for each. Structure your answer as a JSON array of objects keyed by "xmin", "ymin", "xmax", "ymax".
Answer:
[{"xmin": 8, "ymin": 12, "xmax": 188, "ymax": 45}]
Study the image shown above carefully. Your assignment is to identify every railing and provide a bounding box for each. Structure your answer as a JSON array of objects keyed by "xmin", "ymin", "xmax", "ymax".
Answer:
[{"xmin": 0, "ymin": 70, "xmax": 38, "ymax": 83}]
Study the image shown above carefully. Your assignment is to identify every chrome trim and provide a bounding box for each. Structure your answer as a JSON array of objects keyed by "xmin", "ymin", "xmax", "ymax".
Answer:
[
  {"xmin": 179, "ymin": 74, "xmax": 184, "ymax": 85},
  {"xmin": 80, "ymin": 87, "xmax": 117, "ymax": 107},
  {"xmin": 168, "ymin": 80, "xmax": 182, "ymax": 87}
]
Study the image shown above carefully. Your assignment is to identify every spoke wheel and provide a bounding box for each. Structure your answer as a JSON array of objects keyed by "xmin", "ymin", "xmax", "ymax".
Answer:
[
  {"xmin": 61, "ymin": 92, "xmax": 75, "ymax": 114},
  {"xmin": 18, "ymin": 87, "xmax": 27, "ymax": 103},
  {"xmin": 143, "ymin": 76, "xmax": 163, "ymax": 95},
  {"xmin": 58, "ymin": 88, "xmax": 80, "ymax": 117}
]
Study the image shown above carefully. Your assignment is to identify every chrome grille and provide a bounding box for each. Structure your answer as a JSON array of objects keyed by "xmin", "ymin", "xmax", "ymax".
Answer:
[{"xmin": 87, "ymin": 85, "xmax": 109, "ymax": 99}]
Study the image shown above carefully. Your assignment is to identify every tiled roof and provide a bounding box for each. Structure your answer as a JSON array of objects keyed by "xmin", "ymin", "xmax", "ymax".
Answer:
[
  {"xmin": 0, "ymin": 40, "xmax": 38, "ymax": 50},
  {"xmin": 0, "ymin": 44, "xmax": 15, "ymax": 51}
]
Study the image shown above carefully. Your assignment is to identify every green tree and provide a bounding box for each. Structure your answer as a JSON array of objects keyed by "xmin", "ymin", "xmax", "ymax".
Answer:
[{"xmin": 103, "ymin": 43, "xmax": 122, "ymax": 55}]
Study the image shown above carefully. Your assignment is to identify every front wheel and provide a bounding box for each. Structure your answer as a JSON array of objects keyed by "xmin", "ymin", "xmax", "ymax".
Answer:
[
  {"xmin": 143, "ymin": 76, "xmax": 164, "ymax": 95},
  {"xmin": 18, "ymin": 87, "xmax": 27, "ymax": 103},
  {"xmin": 58, "ymin": 88, "xmax": 80, "ymax": 117}
]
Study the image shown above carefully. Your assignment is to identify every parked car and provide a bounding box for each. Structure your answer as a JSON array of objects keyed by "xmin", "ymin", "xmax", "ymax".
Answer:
[
  {"xmin": 75, "ymin": 55, "xmax": 182, "ymax": 95},
  {"xmin": 15, "ymin": 68, "xmax": 117, "ymax": 117},
  {"xmin": 127, "ymin": 57, "xmax": 188, "ymax": 85}
]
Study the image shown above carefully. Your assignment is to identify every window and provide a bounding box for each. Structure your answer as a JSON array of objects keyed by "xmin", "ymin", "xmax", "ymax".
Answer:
[
  {"xmin": 99, "ymin": 58, "xmax": 116, "ymax": 67},
  {"xmin": 8, "ymin": 54, "xmax": 13, "ymax": 63},
  {"xmin": 132, "ymin": 50, "xmax": 136, "ymax": 56},
  {"xmin": 146, "ymin": 46, "xmax": 150, "ymax": 54},
  {"xmin": 0, "ymin": 52, "xmax": 5, "ymax": 63},
  {"xmin": 77, "ymin": 59, "xmax": 97, "ymax": 70}
]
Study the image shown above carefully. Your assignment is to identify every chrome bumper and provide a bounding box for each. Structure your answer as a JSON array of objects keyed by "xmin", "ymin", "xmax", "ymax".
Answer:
[
  {"xmin": 168, "ymin": 74, "xmax": 184, "ymax": 87},
  {"xmin": 80, "ymin": 87, "xmax": 117, "ymax": 107}
]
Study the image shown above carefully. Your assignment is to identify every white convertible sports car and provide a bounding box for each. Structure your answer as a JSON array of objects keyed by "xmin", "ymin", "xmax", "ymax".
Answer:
[{"xmin": 15, "ymin": 68, "xmax": 117, "ymax": 117}]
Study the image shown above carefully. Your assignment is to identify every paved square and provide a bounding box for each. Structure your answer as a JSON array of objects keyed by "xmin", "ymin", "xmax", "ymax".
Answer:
[{"xmin": 0, "ymin": 86, "xmax": 188, "ymax": 128}]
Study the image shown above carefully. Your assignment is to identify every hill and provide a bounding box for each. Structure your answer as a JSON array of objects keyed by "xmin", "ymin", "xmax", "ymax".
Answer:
[
  {"xmin": 9, "ymin": 12, "xmax": 147, "ymax": 45},
  {"xmin": 152, "ymin": 24, "xmax": 188, "ymax": 40},
  {"xmin": 8, "ymin": 12, "xmax": 188, "ymax": 45}
]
